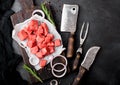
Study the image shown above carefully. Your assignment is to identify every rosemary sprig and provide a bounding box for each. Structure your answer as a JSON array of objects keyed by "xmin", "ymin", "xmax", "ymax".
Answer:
[
  {"xmin": 41, "ymin": 3, "xmax": 55, "ymax": 26},
  {"xmin": 23, "ymin": 64, "xmax": 43, "ymax": 83}
]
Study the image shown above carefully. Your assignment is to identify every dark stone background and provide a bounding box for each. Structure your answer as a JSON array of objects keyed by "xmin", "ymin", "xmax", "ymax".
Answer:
[
  {"xmin": 1, "ymin": 0, "xmax": 120, "ymax": 85},
  {"xmin": 34, "ymin": 0, "xmax": 120, "ymax": 85}
]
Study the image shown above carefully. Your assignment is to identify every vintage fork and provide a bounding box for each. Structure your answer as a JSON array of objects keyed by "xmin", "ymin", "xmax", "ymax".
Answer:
[{"xmin": 72, "ymin": 22, "xmax": 89, "ymax": 70}]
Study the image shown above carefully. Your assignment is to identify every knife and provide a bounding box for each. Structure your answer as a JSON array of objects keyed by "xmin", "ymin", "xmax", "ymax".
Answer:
[
  {"xmin": 72, "ymin": 46, "xmax": 100, "ymax": 85},
  {"xmin": 60, "ymin": 4, "xmax": 79, "ymax": 58}
]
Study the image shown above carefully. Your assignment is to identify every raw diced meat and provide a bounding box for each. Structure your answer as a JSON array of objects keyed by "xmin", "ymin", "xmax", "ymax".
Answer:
[
  {"xmin": 29, "ymin": 20, "xmax": 39, "ymax": 26},
  {"xmin": 41, "ymin": 47, "xmax": 48, "ymax": 55},
  {"xmin": 48, "ymin": 46, "xmax": 55, "ymax": 53},
  {"xmin": 27, "ymin": 40, "xmax": 36, "ymax": 48},
  {"xmin": 44, "ymin": 36, "xmax": 52, "ymax": 43},
  {"xmin": 29, "ymin": 25, "xmax": 35, "ymax": 31},
  {"xmin": 33, "ymin": 24, "xmax": 39, "ymax": 31},
  {"xmin": 44, "ymin": 33, "xmax": 54, "ymax": 43},
  {"xmin": 38, "ymin": 42, "xmax": 47, "ymax": 49},
  {"xmin": 24, "ymin": 26, "xmax": 33, "ymax": 35},
  {"xmin": 28, "ymin": 20, "xmax": 39, "ymax": 31},
  {"xmin": 17, "ymin": 30, "xmax": 28, "ymax": 41},
  {"xmin": 54, "ymin": 39, "xmax": 61, "ymax": 47},
  {"xmin": 36, "ymin": 26, "xmax": 44, "ymax": 35},
  {"xmin": 46, "ymin": 50, "xmax": 50, "ymax": 55},
  {"xmin": 31, "ymin": 46, "xmax": 39, "ymax": 54},
  {"xmin": 40, "ymin": 59, "xmax": 47, "ymax": 67},
  {"xmin": 47, "ymin": 41, "xmax": 54, "ymax": 47},
  {"xmin": 36, "ymin": 35, "xmax": 45, "ymax": 43},
  {"xmin": 41, "ymin": 23, "xmax": 49, "ymax": 36},
  {"xmin": 28, "ymin": 34, "xmax": 36, "ymax": 41},
  {"xmin": 36, "ymin": 51, "xmax": 43, "ymax": 58},
  {"xmin": 47, "ymin": 33, "xmax": 54, "ymax": 39},
  {"xmin": 28, "ymin": 24, "xmax": 38, "ymax": 32},
  {"xmin": 18, "ymin": 20, "xmax": 62, "ymax": 62}
]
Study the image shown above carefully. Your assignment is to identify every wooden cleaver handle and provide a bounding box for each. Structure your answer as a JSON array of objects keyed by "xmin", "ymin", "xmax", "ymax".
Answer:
[
  {"xmin": 72, "ymin": 52, "xmax": 81, "ymax": 71},
  {"xmin": 72, "ymin": 66, "xmax": 86, "ymax": 85},
  {"xmin": 67, "ymin": 34, "xmax": 74, "ymax": 58}
]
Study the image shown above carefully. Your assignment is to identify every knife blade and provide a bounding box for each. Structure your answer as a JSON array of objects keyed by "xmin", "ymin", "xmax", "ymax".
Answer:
[
  {"xmin": 72, "ymin": 46, "xmax": 100, "ymax": 85},
  {"xmin": 60, "ymin": 4, "xmax": 79, "ymax": 58}
]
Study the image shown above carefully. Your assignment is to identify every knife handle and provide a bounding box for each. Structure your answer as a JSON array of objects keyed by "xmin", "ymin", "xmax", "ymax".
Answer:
[
  {"xmin": 72, "ymin": 66, "xmax": 86, "ymax": 85},
  {"xmin": 67, "ymin": 34, "xmax": 74, "ymax": 58},
  {"xmin": 72, "ymin": 52, "xmax": 81, "ymax": 71}
]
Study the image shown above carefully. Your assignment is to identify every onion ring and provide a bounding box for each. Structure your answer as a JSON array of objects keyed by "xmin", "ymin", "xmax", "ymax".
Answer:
[
  {"xmin": 51, "ymin": 63, "xmax": 67, "ymax": 78},
  {"xmin": 52, "ymin": 63, "xmax": 66, "ymax": 72},
  {"xmin": 32, "ymin": 9, "xmax": 45, "ymax": 18},
  {"xmin": 29, "ymin": 56, "xmax": 39, "ymax": 66},
  {"xmin": 50, "ymin": 55, "xmax": 68, "ymax": 68},
  {"xmin": 50, "ymin": 79, "xmax": 58, "ymax": 85}
]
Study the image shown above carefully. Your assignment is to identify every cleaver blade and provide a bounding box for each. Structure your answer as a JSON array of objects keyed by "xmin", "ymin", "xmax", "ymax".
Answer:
[{"xmin": 61, "ymin": 4, "xmax": 79, "ymax": 33}]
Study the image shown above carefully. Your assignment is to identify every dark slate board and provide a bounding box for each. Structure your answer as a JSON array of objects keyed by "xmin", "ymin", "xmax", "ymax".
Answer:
[{"xmin": 10, "ymin": 0, "xmax": 55, "ymax": 83}]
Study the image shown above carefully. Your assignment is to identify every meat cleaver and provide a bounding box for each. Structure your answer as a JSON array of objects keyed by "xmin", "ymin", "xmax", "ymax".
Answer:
[
  {"xmin": 60, "ymin": 4, "xmax": 79, "ymax": 58},
  {"xmin": 72, "ymin": 46, "xmax": 100, "ymax": 85}
]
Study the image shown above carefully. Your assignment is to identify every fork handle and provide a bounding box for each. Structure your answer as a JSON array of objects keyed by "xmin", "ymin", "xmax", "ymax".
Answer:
[
  {"xmin": 67, "ymin": 34, "xmax": 74, "ymax": 58},
  {"xmin": 72, "ymin": 52, "xmax": 81, "ymax": 71}
]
